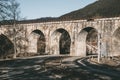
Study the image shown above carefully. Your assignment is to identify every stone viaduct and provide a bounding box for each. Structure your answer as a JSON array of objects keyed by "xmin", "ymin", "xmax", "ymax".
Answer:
[{"xmin": 0, "ymin": 17, "xmax": 120, "ymax": 58}]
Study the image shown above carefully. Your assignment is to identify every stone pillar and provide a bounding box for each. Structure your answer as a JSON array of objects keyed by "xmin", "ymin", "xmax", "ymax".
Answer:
[
  {"xmin": 70, "ymin": 25, "xmax": 78, "ymax": 56},
  {"xmin": 50, "ymin": 33, "xmax": 61, "ymax": 55},
  {"xmin": 101, "ymin": 32, "xmax": 111, "ymax": 57},
  {"xmin": 97, "ymin": 33, "xmax": 101, "ymax": 62},
  {"xmin": 76, "ymin": 31, "xmax": 88, "ymax": 57},
  {"xmin": 45, "ymin": 37, "xmax": 50, "ymax": 55},
  {"xmin": 70, "ymin": 39, "xmax": 75, "ymax": 56},
  {"xmin": 27, "ymin": 34, "xmax": 37, "ymax": 53}
]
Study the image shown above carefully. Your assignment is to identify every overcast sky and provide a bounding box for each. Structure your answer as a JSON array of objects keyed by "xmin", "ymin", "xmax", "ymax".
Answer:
[{"xmin": 17, "ymin": 0, "xmax": 97, "ymax": 19}]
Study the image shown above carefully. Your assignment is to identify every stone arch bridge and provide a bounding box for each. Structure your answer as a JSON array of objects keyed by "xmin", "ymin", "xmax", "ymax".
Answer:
[{"xmin": 0, "ymin": 17, "xmax": 120, "ymax": 58}]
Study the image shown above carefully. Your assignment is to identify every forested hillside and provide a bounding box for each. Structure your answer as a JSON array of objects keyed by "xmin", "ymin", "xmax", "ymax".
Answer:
[{"xmin": 59, "ymin": 0, "xmax": 120, "ymax": 20}]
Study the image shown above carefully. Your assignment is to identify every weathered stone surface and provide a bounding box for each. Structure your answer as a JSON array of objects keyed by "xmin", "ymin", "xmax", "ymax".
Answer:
[{"xmin": 0, "ymin": 17, "xmax": 120, "ymax": 58}]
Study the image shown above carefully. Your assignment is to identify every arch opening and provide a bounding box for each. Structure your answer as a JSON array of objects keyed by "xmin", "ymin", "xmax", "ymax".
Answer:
[
  {"xmin": 28, "ymin": 30, "xmax": 46, "ymax": 55},
  {"xmin": 112, "ymin": 27, "xmax": 120, "ymax": 56},
  {"xmin": 51, "ymin": 28, "xmax": 71, "ymax": 55},
  {"xmin": 77, "ymin": 27, "xmax": 98, "ymax": 56},
  {"xmin": 0, "ymin": 34, "xmax": 14, "ymax": 59}
]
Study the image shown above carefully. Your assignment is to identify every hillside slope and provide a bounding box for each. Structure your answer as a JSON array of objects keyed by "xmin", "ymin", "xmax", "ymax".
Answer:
[
  {"xmin": 59, "ymin": 0, "xmax": 120, "ymax": 20},
  {"xmin": 2, "ymin": 0, "xmax": 120, "ymax": 24}
]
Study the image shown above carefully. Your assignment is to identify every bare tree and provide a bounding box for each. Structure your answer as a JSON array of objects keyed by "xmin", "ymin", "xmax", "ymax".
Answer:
[
  {"xmin": 0, "ymin": 0, "xmax": 10, "ymax": 20},
  {"xmin": 0, "ymin": 0, "xmax": 21, "ymax": 59},
  {"xmin": 7, "ymin": 0, "xmax": 20, "ymax": 20},
  {"xmin": 0, "ymin": 0, "xmax": 20, "ymax": 20},
  {"xmin": 7, "ymin": 0, "xmax": 21, "ymax": 58}
]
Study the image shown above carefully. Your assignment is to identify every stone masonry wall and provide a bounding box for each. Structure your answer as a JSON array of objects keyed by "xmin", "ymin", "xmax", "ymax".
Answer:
[{"xmin": 0, "ymin": 17, "xmax": 120, "ymax": 58}]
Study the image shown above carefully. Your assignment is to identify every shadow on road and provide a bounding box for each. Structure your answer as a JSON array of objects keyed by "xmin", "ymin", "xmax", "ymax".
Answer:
[{"xmin": 0, "ymin": 56, "xmax": 119, "ymax": 80}]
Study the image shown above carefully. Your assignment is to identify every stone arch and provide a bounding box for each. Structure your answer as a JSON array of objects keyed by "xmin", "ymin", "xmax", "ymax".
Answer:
[
  {"xmin": 50, "ymin": 28, "xmax": 71, "ymax": 55},
  {"xmin": 76, "ymin": 27, "xmax": 98, "ymax": 57},
  {"xmin": 28, "ymin": 29, "xmax": 46, "ymax": 55},
  {"xmin": 0, "ymin": 34, "xmax": 14, "ymax": 59},
  {"xmin": 112, "ymin": 27, "xmax": 120, "ymax": 56}
]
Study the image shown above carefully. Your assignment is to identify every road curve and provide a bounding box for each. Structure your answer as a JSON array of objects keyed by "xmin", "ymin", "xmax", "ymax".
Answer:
[{"xmin": 76, "ymin": 56, "xmax": 120, "ymax": 78}]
